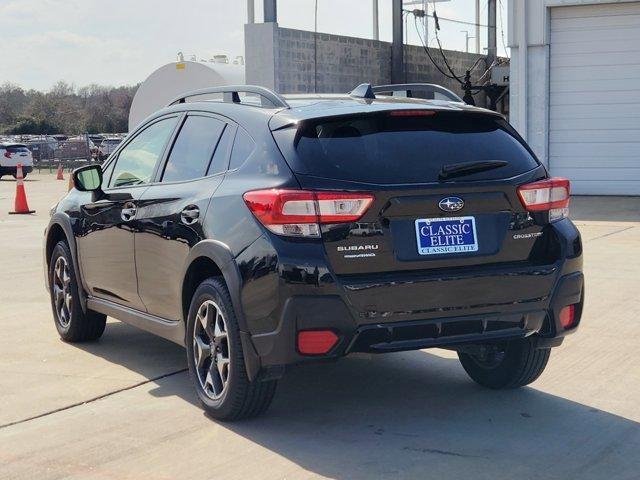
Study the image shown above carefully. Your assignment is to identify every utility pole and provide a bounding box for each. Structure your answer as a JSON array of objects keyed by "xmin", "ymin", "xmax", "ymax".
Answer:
[
  {"xmin": 247, "ymin": 0, "xmax": 255, "ymax": 23},
  {"xmin": 372, "ymin": 0, "xmax": 379, "ymax": 40},
  {"xmin": 487, "ymin": 0, "xmax": 497, "ymax": 65},
  {"xmin": 264, "ymin": 0, "xmax": 277, "ymax": 23},
  {"xmin": 475, "ymin": 0, "xmax": 480, "ymax": 54},
  {"xmin": 391, "ymin": 0, "xmax": 404, "ymax": 83},
  {"xmin": 423, "ymin": 0, "xmax": 429, "ymax": 46}
]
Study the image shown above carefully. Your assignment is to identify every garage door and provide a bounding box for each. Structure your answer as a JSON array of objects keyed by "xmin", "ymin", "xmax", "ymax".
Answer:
[{"xmin": 549, "ymin": 3, "xmax": 640, "ymax": 195}]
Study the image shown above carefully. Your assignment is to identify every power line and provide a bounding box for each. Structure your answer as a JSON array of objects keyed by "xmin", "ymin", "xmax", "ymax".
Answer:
[
  {"xmin": 497, "ymin": 0, "xmax": 509, "ymax": 56},
  {"xmin": 413, "ymin": 16, "xmax": 461, "ymax": 83},
  {"xmin": 428, "ymin": 13, "xmax": 493, "ymax": 28},
  {"xmin": 403, "ymin": 9, "xmax": 493, "ymax": 29},
  {"xmin": 431, "ymin": 12, "xmax": 465, "ymax": 84}
]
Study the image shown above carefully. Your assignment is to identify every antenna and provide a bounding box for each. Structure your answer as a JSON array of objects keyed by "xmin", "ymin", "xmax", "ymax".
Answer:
[{"xmin": 349, "ymin": 83, "xmax": 376, "ymax": 100}]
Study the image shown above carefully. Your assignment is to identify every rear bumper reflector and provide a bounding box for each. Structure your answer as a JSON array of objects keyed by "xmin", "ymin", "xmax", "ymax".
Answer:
[{"xmin": 297, "ymin": 330, "xmax": 339, "ymax": 355}]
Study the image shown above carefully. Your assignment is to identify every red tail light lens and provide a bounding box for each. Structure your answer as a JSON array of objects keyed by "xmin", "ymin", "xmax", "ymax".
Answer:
[
  {"xmin": 559, "ymin": 304, "xmax": 576, "ymax": 329},
  {"xmin": 298, "ymin": 330, "xmax": 339, "ymax": 355},
  {"xmin": 4, "ymin": 151, "xmax": 11, "ymax": 158},
  {"xmin": 517, "ymin": 178, "xmax": 570, "ymax": 221},
  {"xmin": 243, "ymin": 189, "xmax": 374, "ymax": 237}
]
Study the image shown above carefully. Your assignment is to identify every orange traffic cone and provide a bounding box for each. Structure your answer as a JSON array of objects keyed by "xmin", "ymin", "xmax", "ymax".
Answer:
[
  {"xmin": 9, "ymin": 163, "xmax": 35, "ymax": 215},
  {"xmin": 56, "ymin": 163, "xmax": 64, "ymax": 180}
]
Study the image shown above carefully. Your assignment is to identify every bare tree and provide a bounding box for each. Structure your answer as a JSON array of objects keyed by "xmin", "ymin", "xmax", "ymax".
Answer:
[{"xmin": 0, "ymin": 81, "xmax": 138, "ymax": 134}]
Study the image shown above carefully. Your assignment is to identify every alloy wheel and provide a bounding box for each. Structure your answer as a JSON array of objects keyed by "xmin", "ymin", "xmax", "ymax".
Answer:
[
  {"xmin": 193, "ymin": 300, "xmax": 231, "ymax": 400},
  {"xmin": 52, "ymin": 256, "xmax": 73, "ymax": 328},
  {"xmin": 468, "ymin": 343, "xmax": 508, "ymax": 370}
]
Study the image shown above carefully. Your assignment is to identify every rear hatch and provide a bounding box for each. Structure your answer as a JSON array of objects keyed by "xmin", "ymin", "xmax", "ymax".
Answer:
[
  {"xmin": 272, "ymin": 109, "xmax": 561, "ymax": 321},
  {"xmin": 2, "ymin": 144, "xmax": 33, "ymax": 167}
]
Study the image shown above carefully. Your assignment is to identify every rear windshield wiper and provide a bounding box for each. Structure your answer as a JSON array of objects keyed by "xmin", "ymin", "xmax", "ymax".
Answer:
[{"xmin": 439, "ymin": 160, "xmax": 508, "ymax": 181}]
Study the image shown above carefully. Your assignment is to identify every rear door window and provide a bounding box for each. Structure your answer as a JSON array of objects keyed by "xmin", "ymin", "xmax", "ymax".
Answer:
[
  {"xmin": 161, "ymin": 115, "xmax": 226, "ymax": 182},
  {"xmin": 274, "ymin": 111, "xmax": 539, "ymax": 184}
]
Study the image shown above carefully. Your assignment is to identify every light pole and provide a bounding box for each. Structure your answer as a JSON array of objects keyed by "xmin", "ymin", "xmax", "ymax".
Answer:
[
  {"xmin": 372, "ymin": 0, "xmax": 379, "ymax": 40},
  {"xmin": 475, "ymin": 0, "xmax": 480, "ymax": 54},
  {"xmin": 460, "ymin": 30, "xmax": 475, "ymax": 53}
]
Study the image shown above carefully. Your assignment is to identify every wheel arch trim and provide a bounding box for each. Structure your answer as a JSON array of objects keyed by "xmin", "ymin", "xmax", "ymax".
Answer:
[
  {"xmin": 180, "ymin": 240, "xmax": 247, "ymax": 331},
  {"xmin": 45, "ymin": 213, "xmax": 88, "ymax": 312},
  {"xmin": 180, "ymin": 239, "xmax": 263, "ymax": 381}
]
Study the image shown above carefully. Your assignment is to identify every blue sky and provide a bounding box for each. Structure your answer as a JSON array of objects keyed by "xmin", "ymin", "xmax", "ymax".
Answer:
[{"xmin": 0, "ymin": 0, "xmax": 508, "ymax": 90}]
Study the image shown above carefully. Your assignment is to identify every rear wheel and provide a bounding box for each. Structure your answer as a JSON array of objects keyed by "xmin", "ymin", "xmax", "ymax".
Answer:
[
  {"xmin": 186, "ymin": 277, "xmax": 277, "ymax": 420},
  {"xmin": 49, "ymin": 241, "xmax": 106, "ymax": 342},
  {"xmin": 458, "ymin": 337, "xmax": 550, "ymax": 389}
]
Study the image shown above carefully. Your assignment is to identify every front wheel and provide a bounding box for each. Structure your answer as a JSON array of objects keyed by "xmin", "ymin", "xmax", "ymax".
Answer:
[
  {"xmin": 458, "ymin": 337, "xmax": 551, "ymax": 389},
  {"xmin": 49, "ymin": 241, "xmax": 106, "ymax": 342},
  {"xmin": 186, "ymin": 277, "xmax": 277, "ymax": 421}
]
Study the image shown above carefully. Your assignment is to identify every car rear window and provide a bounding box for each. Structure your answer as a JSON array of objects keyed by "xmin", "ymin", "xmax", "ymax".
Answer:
[
  {"xmin": 5, "ymin": 145, "xmax": 30, "ymax": 153},
  {"xmin": 273, "ymin": 111, "xmax": 539, "ymax": 184}
]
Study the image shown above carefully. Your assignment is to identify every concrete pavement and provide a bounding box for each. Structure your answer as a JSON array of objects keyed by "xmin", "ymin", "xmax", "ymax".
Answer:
[{"xmin": 0, "ymin": 172, "xmax": 639, "ymax": 479}]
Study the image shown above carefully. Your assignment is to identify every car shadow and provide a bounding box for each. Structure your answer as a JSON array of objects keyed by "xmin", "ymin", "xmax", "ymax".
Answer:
[
  {"xmin": 0, "ymin": 178, "xmax": 39, "ymax": 182},
  {"xmin": 75, "ymin": 321, "xmax": 640, "ymax": 479}
]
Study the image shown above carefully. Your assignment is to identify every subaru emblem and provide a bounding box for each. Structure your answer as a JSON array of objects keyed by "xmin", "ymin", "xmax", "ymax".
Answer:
[{"xmin": 438, "ymin": 196, "xmax": 464, "ymax": 212}]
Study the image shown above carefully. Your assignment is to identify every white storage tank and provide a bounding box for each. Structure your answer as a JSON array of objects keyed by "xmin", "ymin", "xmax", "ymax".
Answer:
[{"xmin": 129, "ymin": 54, "xmax": 245, "ymax": 131}]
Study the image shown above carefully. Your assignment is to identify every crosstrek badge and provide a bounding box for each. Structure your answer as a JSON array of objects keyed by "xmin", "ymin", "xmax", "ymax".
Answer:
[{"xmin": 415, "ymin": 216, "xmax": 479, "ymax": 255}]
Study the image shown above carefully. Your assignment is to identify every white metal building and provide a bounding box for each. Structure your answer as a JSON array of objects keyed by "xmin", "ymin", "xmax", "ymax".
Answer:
[{"xmin": 508, "ymin": 0, "xmax": 640, "ymax": 195}]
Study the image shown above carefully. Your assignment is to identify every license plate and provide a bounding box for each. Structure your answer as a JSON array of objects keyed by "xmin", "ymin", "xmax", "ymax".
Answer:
[{"xmin": 415, "ymin": 216, "xmax": 478, "ymax": 255}]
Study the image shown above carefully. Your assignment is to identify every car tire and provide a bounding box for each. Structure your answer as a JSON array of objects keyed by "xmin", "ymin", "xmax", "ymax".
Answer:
[
  {"xmin": 458, "ymin": 337, "xmax": 551, "ymax": 389},
  {"xmin": 186, "ymin": 277, "xmax": 277, "ymax": 421},
  {"xmin": 49, "ymin": 240, "xmax": 106, "ymax": 342}
]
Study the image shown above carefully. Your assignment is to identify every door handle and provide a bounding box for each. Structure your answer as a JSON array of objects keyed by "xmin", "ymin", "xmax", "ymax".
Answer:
[
  {"xmin": 121, "ymin": 201, "xmax": 137, "ymax": 222},
  {"xmin": 180, "ymin": 205, "xmax": 200, "ymax": 225}
]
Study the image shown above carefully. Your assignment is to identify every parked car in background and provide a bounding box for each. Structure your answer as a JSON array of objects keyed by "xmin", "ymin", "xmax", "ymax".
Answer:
[
  {"xmin": 26, "ymin": 138, "xmax": 59, "ymax": 162},
  {"xmin": 0, "ymin": 143, "xmax": 34, "ymax": 178},
  {"xmin": 98, "ymin": 137, "xmax": 122, "ymax": 160},
  {"xmin": 56, "ymin": 138, "xmax": 91, "ymax": 162}
]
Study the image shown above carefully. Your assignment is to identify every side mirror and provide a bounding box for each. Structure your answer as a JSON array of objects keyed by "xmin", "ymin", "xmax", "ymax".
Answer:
[{"xmin": 73, "ymin": 164, "xmax": 103, "ymax": 192}]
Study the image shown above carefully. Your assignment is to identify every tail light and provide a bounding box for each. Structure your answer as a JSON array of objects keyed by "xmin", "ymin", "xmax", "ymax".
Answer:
[
  {"xmin": 517, "ymin": 178, "xmax": 570, "ymax": 221},
  {"xmin": 4, "ymin": 151, "xmax": 11, "ymax": 158},
  {"xmin": 243, "ymin": 189, "xmax": 374, "ymax": 237}
]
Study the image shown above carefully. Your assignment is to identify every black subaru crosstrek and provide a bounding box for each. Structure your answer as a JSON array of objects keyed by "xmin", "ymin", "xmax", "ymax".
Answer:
[{"xmin": 44, "ymin": 84, "xmax": 584, "ymax": 420}]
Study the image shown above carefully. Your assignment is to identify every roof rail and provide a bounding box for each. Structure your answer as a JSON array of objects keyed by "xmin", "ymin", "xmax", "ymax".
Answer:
[
  {"xmin": 166, "ymin": 85, "xmax": 290, "ymax": 109},
  {"xmin": 372, "ymin": 83, "xmax": 463, "ymax": 102}
]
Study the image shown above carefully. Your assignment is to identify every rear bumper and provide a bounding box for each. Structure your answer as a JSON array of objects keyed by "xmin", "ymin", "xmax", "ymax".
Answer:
[
  {"xmin": 237, "ymin": 219, "xmax": 584, "ymax": 373},
  {"xmin": 251, "ymin": 269, "xmax": 583, "ymax": 369}
]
